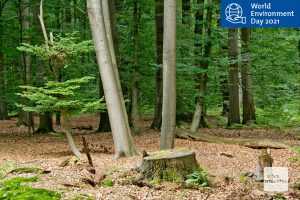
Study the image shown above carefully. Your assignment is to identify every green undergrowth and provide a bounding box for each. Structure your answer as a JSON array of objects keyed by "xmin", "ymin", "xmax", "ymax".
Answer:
[
  {"xmin": 185, "ymin": 167, "xmax": 212, "ymax": 189},
  {"xmin": 0, "ymin": 176, "xmax": 61, "ymax": 200}
]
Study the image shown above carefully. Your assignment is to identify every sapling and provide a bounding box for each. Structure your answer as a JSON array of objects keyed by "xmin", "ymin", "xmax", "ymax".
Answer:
[{"xmin": 17, "ymin": 30, "xmax": 104, "ymax": 157}]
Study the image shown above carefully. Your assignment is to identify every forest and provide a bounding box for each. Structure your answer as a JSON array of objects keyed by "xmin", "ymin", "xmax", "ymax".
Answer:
[{"xmin": 0, "ymin": 0, "xmax": 299, "ymax": 199}]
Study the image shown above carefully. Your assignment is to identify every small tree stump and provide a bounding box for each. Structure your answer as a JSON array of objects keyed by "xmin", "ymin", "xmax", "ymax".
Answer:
[{"xmin": 138, "ymin": 149, "xmax": 199, "ymax": 182}]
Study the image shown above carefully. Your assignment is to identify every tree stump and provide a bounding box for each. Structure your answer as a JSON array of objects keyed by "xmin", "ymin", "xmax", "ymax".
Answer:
[{"xmin": 138, "ymin": 149, "xmax": 199, "ymax": 182}]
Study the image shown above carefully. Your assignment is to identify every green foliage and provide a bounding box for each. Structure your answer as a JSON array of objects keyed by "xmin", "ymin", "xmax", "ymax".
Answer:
[
  {"xmin": 16, "ymin": 76, "xmax": 105, "ymax": 116},
  {"xmin": 272, "ymin": 193, "xmax": 287, "ymax": 200},
  {"xmin": 101, "ymin": 179, "xmax": 114, "ymax": 187},
  {"xmin": 185, "ymin": 167, "xmax": 211, "ymax": 189},
  {"xmin": 0, "ymin": 176, "xmax": 61, "ymax": 200},
  {"xmin": 288, "ymin": 146, "xmax": 300, "ymax": 165},
  {"xmin": 17, "ymin": 32, "xmax": 93, "ymax": 62}
]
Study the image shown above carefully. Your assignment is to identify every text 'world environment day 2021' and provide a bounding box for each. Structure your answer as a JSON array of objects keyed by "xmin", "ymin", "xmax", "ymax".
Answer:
[{"xmin": 221, "ymin": 0, "xmax": 300, "ymax": 28}]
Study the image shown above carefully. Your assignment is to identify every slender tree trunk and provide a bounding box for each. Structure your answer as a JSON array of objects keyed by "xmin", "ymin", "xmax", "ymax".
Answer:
[
  {"xmin": 61, "ymin": 109, "xmax": 82, "ymax": 157},
  {"xmin": 182, "ymin": 0, "xmax": 190, "ymax": 25},
  {"xmin": 0, "ymin": 9, "xmax": 7, "ymax": 120},
  {"xmin": 151, "ymin": 0, "xmax": 163, "ymax": 129},
  {"xmin": 18, "ymin": 0, "xmax": 34, "ymax": 131},
  {"xmin": 33, "ymin": 0, "xmax": 53, "ymax": 132},
  {"xmin": 160, "ymin": 0, "xmax": 176, "ymax": 150},
  {"xmin": 98, "ymin": 0, "xmax": 117, "ymax": 132},
  {"xmin": 87, "ymin": 0, "xmax": 139, "ymax": 158},
  {"xmin": 228, "ymin": 28, "xmax": 240, "ymax": 125},
  {"xmin": 241, "ymin": 28, "xmax": 256, "ymax": 124},
  {"xmin": 131, "ymin": 0, "xmax": 141, "ymax": 135},
  {"xmin": 190, "ymin": 0, "xmax": 207, "ymax": 132},
  {"xmin": 214, "ymin": 2, "xmax": 229, "ymax": 116}
]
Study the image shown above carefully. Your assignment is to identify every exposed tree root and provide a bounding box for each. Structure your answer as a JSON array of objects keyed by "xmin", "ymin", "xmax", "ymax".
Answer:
[{"xmin": 175, "ymin": 128, "xmax": 296, "ymax": 149}]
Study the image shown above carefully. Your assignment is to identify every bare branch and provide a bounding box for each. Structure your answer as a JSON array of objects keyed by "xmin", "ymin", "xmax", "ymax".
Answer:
[{"xmin": 38, "ymin": 0, "xmax": 49, "ymax": 50}]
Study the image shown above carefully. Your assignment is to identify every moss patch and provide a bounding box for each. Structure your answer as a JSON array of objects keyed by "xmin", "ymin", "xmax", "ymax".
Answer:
[{"xmin": 0, "ymin": 176, "xmax": 61, "ymax": 200}]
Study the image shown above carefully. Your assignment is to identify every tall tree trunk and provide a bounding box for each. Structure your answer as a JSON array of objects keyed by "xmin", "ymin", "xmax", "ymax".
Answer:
[
  {"xmin": 241, "ymin": 28, "xmax": 256, "ymax": 124},
  {"xmin": 18, "ymin": 0, "xmax": 34, "ymax": 131},
  {"xmin": 98, "ymin": 0, "xmax": 117, "ymax": 132},
  {"xmin": 160, "ymin": 0, "xmax": 176, "ymax": 150},
  {"xmin": 0, "ymin": 7, "xmax": 7, "ymax": 120},
  {"xmin": 182, "ymin": 0, "xmax": 190, "ymax": 25},
  {"xmin": 227, "ymin": 28, "xmax": 240, "ymax": 125},
  {"xmin": 33, "ymin": 0, "xmax": 53, "ymax": 132},
  {"xmin": 131, "ymin": 0, "xmax": 141, "ymax": 135},
  {"xmin": 87, "ymin": 0, "xmax": 139, "ymax": 158},
  {"xmin": 151, "ymin": 0, "xmax": 163, "ymax": 129},
  {"xmin": 190, "ymin": 0, "xmax": 212, "ymax": 132}
]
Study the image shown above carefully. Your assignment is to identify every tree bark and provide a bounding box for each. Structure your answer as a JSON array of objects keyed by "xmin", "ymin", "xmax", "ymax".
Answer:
[
  {"xmin": 151, "ymin": 0, "xmax": 164, "ymax": 130},
  {"xmin": 160, "ymin": 0, "xmax": 177, "ymax": 150},
  {"xmin": 97, "ymin": 0, "xmax": 117, "ymax": 132},
  {"xmin": 241, "ymin": 28, "xmax": 256, "ymax": 124},
  {"xmin": 227, "ymin": 28, "xmax": 240, "ymax": 125},
  {"xmin": 131, "ymin": 0, "xmax": 141, "ymax": 135},
  {"xmin": 36, "ymin": 112, "xmax": 54, "ymax": 133},
  {"xmin": 0, "ymin": 5, "xmax": 7, "ymax": 120},
  {"xmin": 61, "ymin": 109, "xmax": 82, "ymax": 157},
  {"xmin": 87, "ymin": 0, "xmax": 139, "ymax": 158}
]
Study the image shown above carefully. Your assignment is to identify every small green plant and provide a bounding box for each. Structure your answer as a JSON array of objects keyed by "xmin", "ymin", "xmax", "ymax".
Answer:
[
  {"xmin": 273, "ymin": 193, "xmax": 287, "ymax": 200},
  {"xmin": 288, "ymin": 146, "xmax": 300, "ymax": 164},
  {"xmin": 0, "ymin": 176, "xmax": 61, "ymax": 199},
  {"xmin": 238, "ymin": 175, "xmax": 246, "ymax": 183},
  {"xmin": 101, "ymin": 179, "xmax": 114, "ymax": 187},
  {"xmin": 185, "ymin": 167, "xmax": 211, "ymax": 189}
]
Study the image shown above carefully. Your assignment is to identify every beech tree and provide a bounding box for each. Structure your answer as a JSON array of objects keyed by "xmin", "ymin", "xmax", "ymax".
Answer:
[
  {"xmin": 87, "ymin": 0, "xmax": 139, "ymax": 158},
  {"xmin": 160, "ymin": 0, "xmax": 176, "ymax": 150},
  {"xmin": 241, "ymin": 28, "xmax": 256, "ymax": 124},
  {"xmin": 228, "ymin": 28, "xmax": 240, "ymax": 125}
]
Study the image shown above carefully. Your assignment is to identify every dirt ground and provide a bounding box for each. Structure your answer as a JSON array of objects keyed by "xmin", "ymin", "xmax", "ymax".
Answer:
[{"xmin": 0, "ymin": 115, "xmax": 299, "ymax": 200}]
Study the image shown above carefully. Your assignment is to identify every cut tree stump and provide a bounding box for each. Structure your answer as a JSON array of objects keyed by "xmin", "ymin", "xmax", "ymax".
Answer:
[{"xmin": 138, "ymin": 149, "xmax": 199, "ymax": 182}]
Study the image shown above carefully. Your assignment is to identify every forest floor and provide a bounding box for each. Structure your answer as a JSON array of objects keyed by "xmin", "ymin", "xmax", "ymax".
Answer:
[{"xmin": 0, "ymin": 115, "xmax": 300, "ymax": 200}]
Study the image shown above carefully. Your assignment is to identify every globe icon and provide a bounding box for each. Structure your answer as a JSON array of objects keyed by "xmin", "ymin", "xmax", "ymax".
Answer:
[{"xmin": 225, "ymin": 3, "xmax": 246, "ymax": 24}]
